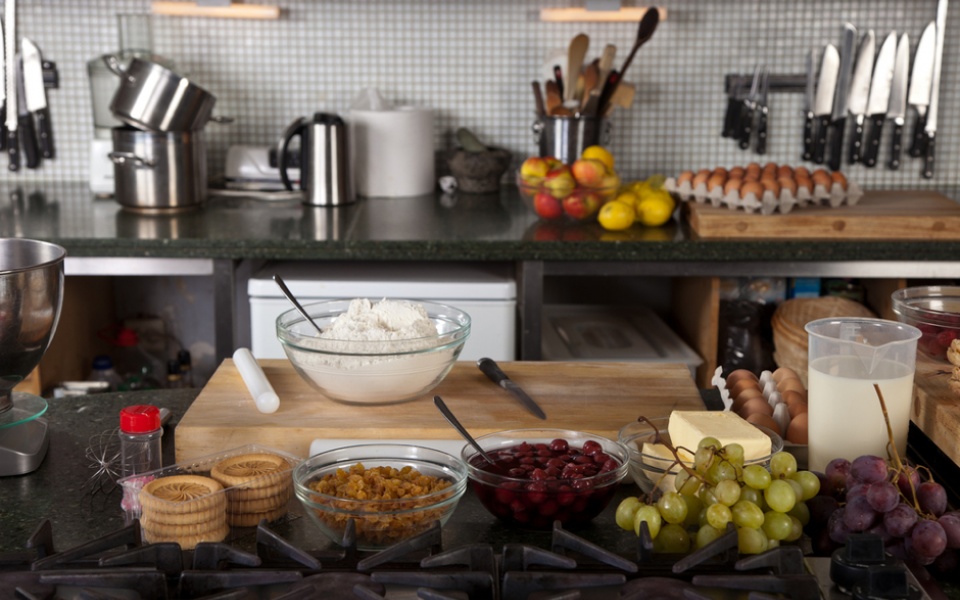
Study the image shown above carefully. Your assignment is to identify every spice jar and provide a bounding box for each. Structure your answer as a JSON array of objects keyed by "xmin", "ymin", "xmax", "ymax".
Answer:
[{"xmin": 118, "ymin": 404, "xmax": 163, "ymax": 478}]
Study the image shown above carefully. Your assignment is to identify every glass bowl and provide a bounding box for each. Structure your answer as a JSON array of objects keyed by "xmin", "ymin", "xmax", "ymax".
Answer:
[
  {"xmin": 461, "ymin": 428, "xmax": 629, "ymax": 530},
  {"xmin": 891, "ymin": 286, "xmax": 960, "ymax": 362},
  {"xmin": 293, "ymin": 443, "xmax": 468, "ymax": 550},
  {"xmin": 276, "ymin": 299, "xmax": 470, "ymax": 405},
  {"xmin": 618, "ymin": 417, "xmax": 784, "ymax": 494},
  {"xmin": 516, "ymin": 170, "xmax": 618, "ymax": 222}
]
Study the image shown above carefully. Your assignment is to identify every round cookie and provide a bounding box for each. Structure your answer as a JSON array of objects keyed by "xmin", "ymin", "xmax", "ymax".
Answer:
[
  {"xmin": 226, "ymin": 505, "xmax": 289, "ymax": 528},
  {"xmin": 140, "ymin": 475, "xmax": 225, "ymax": 515},
  {"xmin": 141, "ymin": 515, "xmax": 227, "ymax": 537},
  {"xmin": 211, "ymin": 453, "xmax": 290, "ymax": 489}
]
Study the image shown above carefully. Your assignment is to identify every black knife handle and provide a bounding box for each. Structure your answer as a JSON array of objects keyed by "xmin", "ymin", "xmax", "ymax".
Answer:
[
  {"xmin": 7, "ymin": 130, "xmax": 19, "ymax": 171},
  {"xmin": 802, "ymin": 112, "xmax": 815, "ymax": 161},
  {"xmin": 477, "ymin": 357, "xmax": 508, "ymax": 386},
  {"xmin": 922, "ymin": 132, "xmax": 936, "ymax": 179},
  {"xmin": 35, "ymin": 108, "xmax": 54, "ymax": 159},
  {"xmin": 755, "ymin": 106, "xmax": 768, "ymax": 155},
  {"xmin": 0, "ymin": 103, "xmax": 5, "ymax": 152},
  {"xmin": 812, "ymin": 115, "xmax": 830, "ymax": 164},
  {"xmin": 888, "ymin": 120, "xmax": 904, "ymax": 170},
  {"xmin": 722, "ymin": 97, "xmax": 740, "ymax": 138},
  {"xmin": 826, "ymin": 117, "xmax": 846, "ymax": 172},
  {"xmin": 909, "ymin": 113, "xmax": 928, "ymax": 157},
  {"xmin": 849, "ymin": 114, "xmax": 866, "ymax": 164},
  {"xmin": 19, "ymin": 114, "xmax": 40, "ymax": 169},
  {"xmin": 738, "ymin": 104, "xmax": 754, "ymax": 150},
  {"xmin": 861, "ymin": 114, "xmax": 885, "ymax": 168}
]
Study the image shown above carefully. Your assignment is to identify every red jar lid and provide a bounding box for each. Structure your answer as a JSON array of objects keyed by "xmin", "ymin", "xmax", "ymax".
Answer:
[{"xmin": 120, "ymin": 405, "xmax": 161, "ymax": 433}]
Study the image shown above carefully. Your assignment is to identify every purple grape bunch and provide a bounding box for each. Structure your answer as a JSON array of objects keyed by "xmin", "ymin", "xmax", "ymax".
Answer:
[{"xmin": 808, "ymin": 455, "xmax": 959, "ymax": 567}]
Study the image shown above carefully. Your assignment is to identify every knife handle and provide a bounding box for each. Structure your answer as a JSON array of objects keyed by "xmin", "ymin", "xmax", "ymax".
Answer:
[
  {"xmin": 722, "ymin": 96, "xmax": 740, "ymax": 138},
  {"xmin": 477, "ymin": 357, "xmax": 508, "ymax": 385},
  {"xmin": 861, "ymin": 114, "xmax": 885, "ymax": 168},
  {"xmin": 738, "ymin": 104, "xmax": 754, "ymax": 150},
  {"xmin": 755, "ymin": 106, "xmax": 768, "ymax": 155},
  {"xmin": 7, "ymin": 130, "xmax": 19, "ymax": 171},
  {"xmin": 849, "ymin": 114, "xmax": 865, "ymax": 164},
  {"xmin": 909, "ymin": 113, "xmax": 928, "ymax": 157},
  {"xmin": 35, "ymin": 108, "xmax": 54, "ymax": 159},
  {"xmin": 802, "ymin": 112, "xmax": 815, "ymax": 161},
  {"xmin": 888, "ymin": 119, "xmax": 904, "ymax": 171},
  {"xmin": 19, "ymin": 114, "xmax": 40, "ymax": 169},
  {"xmin": 812, "ymin": 115, "xmax": 830, "ymax": 164},
  {"xmin": 826, "ymin": 117, "xmax": 846, "ymax": 172},
  {"xmin": 922, "ymin": 132, "xmax": 936, "ymax": 179}
]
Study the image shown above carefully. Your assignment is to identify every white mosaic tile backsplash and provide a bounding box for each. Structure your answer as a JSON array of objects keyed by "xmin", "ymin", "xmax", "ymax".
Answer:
[{"xmin": 2, "ymin": 0, "xmax": 957, "ymax": 188}]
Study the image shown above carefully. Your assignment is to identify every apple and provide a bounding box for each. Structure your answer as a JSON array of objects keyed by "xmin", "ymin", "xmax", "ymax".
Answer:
[
  {"xmin": 519, "ymin": 156, "xmax": 550, "ymax": 184},
  {"xmin": 533, "ymin": 191, "xmax": 563, "ymax": 219},
  {"xmin": 570, "ymin": 158, "xmax": 607, "ymax": 188},
  {"xmin": 562, "ymin": 190, "xmax": 602, "ymax": 220},
  {"xmin": 599, "ymin": 172, "xmax": 622, "ymax": 198},
  {"xmin": 543, "ymin": 166, "xmax": 575, "ymax": 199}
]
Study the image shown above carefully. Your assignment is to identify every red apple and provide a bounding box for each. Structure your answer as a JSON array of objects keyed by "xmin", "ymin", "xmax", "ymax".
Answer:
[
  {"xmin": 543, "ymin": 165, "xmax": 575, "ymax": 199},
  {"xmin": 519, "ymin": 156, "xmax": 550, "ymax": 184},
  {"xmin": 562, "ymin": 190, "xmax": 603, "ymax": 220},
  {"xmin": 533, "ymin": 191, "xmax": 563, "ymax": 219},
  {"xmin": 570, "ymin": 158, "xmax": 607, "ymax": 188}
]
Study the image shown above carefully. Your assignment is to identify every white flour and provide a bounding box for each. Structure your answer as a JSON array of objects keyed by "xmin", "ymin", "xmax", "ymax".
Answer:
[{"xmin": 321, "ymin": 298, "xmax": 438, "ymax": 345}]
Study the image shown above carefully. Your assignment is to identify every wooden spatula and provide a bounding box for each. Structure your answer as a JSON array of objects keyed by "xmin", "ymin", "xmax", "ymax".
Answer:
[
  {"xmin": 602, "ymin": 81, "xmax": 636, "ymax": 117},
  {"xmin": 544, "ymin": 80, "xmax": 563, "ymax": 115},
  {"xmin": 579, "ymin": 60, "xmax": 600, "ymax": 111},
  {"xmin": 564, "ymin": 33, "xmax": 590, "ymax": 103}
]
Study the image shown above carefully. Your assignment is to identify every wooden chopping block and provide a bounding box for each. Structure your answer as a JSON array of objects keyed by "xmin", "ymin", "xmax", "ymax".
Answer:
[
  {"xmin": 175, "ymin": 360, "xmax": 705, "ymax": 462},
  {"xmin": 912, "ymin": 355, "xmax": 960, "ymax": 467}
]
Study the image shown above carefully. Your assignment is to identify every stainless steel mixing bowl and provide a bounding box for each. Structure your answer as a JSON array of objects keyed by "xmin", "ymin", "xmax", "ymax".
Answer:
[{"xmin": 0, "ymin": 239, "xmax": 65, "ymax": 413}]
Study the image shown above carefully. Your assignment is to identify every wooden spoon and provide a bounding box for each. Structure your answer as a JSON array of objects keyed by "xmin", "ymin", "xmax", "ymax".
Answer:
[
  {"xmin": 544, "ymin": 80, "xmax": 562, "ymax": 115},
  {"xmin": 579, "ymin": 60, "xmax": 600, "ymax": 111},
  {"xmin": 564, "ymin": 33, "xmax": 590, "ymax": 103}
]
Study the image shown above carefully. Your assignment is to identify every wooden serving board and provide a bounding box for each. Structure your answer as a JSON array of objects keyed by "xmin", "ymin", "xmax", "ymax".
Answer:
[
  {"xmin": 686, "ymin": 190, "xmax": 960, "ymax": 240},
  {"xmin": 912, "ymin": 355, "xmax": 960, "ymax": 467},
  {"xmin": 175, "ymin": 360, "xmax": 704, "ymax": 462}
]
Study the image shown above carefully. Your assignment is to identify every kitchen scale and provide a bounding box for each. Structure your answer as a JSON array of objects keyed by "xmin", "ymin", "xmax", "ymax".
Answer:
[{"xmin": 0, "ymin": 239, "xmax": 65, "ymax": 477}]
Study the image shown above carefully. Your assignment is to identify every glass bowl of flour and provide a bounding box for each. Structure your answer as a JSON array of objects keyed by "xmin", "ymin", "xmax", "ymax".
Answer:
[{"xmin": 277, "ymin": 298, "xmax": 471, "ymax": 405}]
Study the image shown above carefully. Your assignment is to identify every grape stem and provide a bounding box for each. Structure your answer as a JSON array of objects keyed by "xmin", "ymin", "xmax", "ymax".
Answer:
[
  {"xmin": 874, "ymin": 383, "xmax": 929, "ymax": 517},
  {"xmin": 637, "ymin": 415, "xmax": 707, "ymax": 486}
]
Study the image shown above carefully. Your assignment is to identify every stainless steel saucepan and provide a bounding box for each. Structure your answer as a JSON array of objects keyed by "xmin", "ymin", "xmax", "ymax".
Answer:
[{"xmin": 105, "ymin": 56, "xmax": 216, "ymax": 132}]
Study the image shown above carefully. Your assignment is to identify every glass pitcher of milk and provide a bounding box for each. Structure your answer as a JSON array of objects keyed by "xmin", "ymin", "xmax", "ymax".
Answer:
[{"xmin": 804, "ymin": 318, "xmax": 921, "ymax": 472}]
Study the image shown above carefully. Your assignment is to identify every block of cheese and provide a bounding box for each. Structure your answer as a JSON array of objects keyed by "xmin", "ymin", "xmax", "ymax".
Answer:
[
  {"xmin": 639, "ymin": 442, "xmax": 693, "ymax": 492},
  {"xmin": 668, "ymin": 410, "xmax": 771, "ymax": 461}
]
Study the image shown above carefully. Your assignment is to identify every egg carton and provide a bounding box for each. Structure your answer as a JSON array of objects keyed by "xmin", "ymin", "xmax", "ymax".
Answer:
[{"xmin": 664, "ymin": 176, "xmax": 863, "ymax": 215}]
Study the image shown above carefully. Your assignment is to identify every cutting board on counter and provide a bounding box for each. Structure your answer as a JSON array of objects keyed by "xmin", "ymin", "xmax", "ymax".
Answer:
[
  {"xmin": 685, "ymin": 190, "xmax": 960, "ymax": 240},
  {"xmin": 912, "ymin": 355, "xmax": 960, "ymax": 467},
  {"xmin": 175, "ymin": 360, "xmax": 704, "ymax": 462}
]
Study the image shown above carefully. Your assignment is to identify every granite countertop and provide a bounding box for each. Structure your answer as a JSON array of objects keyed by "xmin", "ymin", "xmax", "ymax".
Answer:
[{"xmin": 1, "ymin": 182, "xmax": 959, "ymax": 263}]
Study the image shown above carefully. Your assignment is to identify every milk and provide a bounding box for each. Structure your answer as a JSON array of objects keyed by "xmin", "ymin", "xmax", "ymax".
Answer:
[{"xmin": 808, "ymin": 355, "xmax": 915, "ymax": 472}]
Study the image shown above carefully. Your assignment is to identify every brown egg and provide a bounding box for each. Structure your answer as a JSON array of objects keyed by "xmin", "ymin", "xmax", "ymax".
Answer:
[
  {"xmin": 794, "ymin": 166, "xmax": 810, "ymax": 179},
  {"xmin": 677, "ymin": 171, "xmax": 694, "ymax": 186},
  {"xmin": 786, "ymin": 412, "xmax": 809, "ymax": 444},
  {"xmin": 795, "ymin": 177, "xmax": 813, "ymax": 194},
  {"xmin": 712, "ymin": 167, "xmax": 729, "ymax": 178},
  {"xmin": 707, "ymin": 172, "xmax": 727, "ymax": 192},
  {"xmin": 772, "ymin": 367, "xmax": 800, "ymax": 383},
  {"xmin": 728, "ymin": 166, "xmax": 746, "ymax": 179},
  {"xmin": 740, "ymin": 181, "xmax": 764, "ymax": 199},
  {"xmin": 724, "ymin": 178, "xmax": 743, "ymax": 195},
  {"xmin": 776, "ymin": 165, "xmax": 794, "ymax": 179},
  {"xmin": 778, "ymin": 177, "xmax": 798, "ymax": 196},
  {"xmin": 692, "ymin": 169, "xmax": 711, "ymax": 188},
  {"xmin": 762, "ymin": 162, "xmax": 779, "ymax": 174},
  {"xmin": 739, "ymin": 396, "xmax": 774, "ymax": 418},
  {"xmin": 780, "ymin": 388, "xmax": 806, "ymax": 407},
  {"xmin": 831, "ymin": 170, "xmax": 848, "ymax": 190},
  {"xmin": 778, "ymin": 377, "xmax": 806, "ymax": 395},
  {"xmin": 787, "ymin": 398, "xmax": 809, "ymax": 418},
  {"xmin": 745, "ymin": 162, "xmax": 762, "ymax": 178},
  {"xmin": 731, "ymin": 380, "xmax": 763, "ymax": 403},
  {"xmin": 812, "ymin": 169, "xmax": 833, "ymax": 188},
  {"xmin": 732, "ymin": 386, "xmax": 764, "ymax": 413},
  {"xmin": 746, "ymin": 412, "xmax": 782, "ymax": 436},
  {"xmin": 727, "ymin": 369, "xmax": 760, "ymax": 388},
  {"xmin": 761, "ymin": 178, "xmax": 781, "ymax": 196}
]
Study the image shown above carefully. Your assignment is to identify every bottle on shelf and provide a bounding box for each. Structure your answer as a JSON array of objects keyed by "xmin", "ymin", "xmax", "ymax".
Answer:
[
  {"xmin": 113, "ymin": 327, "xmax": 165, "ymax": 391},
  {"xmin": 177, "ymin": 349, "xmax": 194, "ymax": 387},
  {"xmin": 166, "ymin": 360, "xmax": 184, "ymax": 389},
  {"xmin": 88, "ymin": 354, "xmax": 123, "ymax": 391}
]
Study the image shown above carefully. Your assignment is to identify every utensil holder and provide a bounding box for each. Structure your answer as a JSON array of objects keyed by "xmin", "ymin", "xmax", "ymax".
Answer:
[{"xmin": 532, "ymin": 116, "xmax": 610, "ymax": 165}]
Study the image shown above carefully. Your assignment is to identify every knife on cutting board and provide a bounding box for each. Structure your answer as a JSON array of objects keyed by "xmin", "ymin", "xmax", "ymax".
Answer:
[
  {"xmin": 860, "ymin": 32, "xmax": 898, "ymax": 168},
  {"xmin": 826, "ymin": 23, "xmax": 858, "ymax": 172},
  {"xmin": 477, "ymin": 357, "xmax": 547, "ymax": 420},
  {"xmin": 846, "ymin": 30, "xmax": 874, "ymax": 164},
  {"xmin": 5, "ymin": 0, "xmax": 18, "ymax": 171},
  {"xmin": 15, "ymin": 56, "xmax": 39, "ymax": 169},
  {"xmin": 907, "ymin": 22, "xmax": 936, "ymax": 158},
  {"xmin": 922, "ymin": 0, "xmax": 948, "ymax": 179},
  {"xmin": 22, "ymin": 38, "xmax": 52, "ymax": 159},
  {"xmin": 886, "ymin": 34, "xmax": 911, "ymax": 170},
  {"xmin": 811, "ymin": 44, "xmax": 839, "ymax": 165}
]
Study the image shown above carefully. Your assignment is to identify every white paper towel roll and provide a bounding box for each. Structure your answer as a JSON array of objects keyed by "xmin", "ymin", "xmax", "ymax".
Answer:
[{"xmin": 348, "ymin": 107, "xmax": 435, "ymax": 198}]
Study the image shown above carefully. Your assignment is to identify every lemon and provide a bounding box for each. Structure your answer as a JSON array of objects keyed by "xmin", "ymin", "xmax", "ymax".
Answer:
[
  {"xmin": 630, "ymin": 174, "xmax": 667, "ymax": 197},
  {"xmin": 598, "ymin": 200, "xmax": 636, "ymax": 231},
  {"xmin": 636, "ymin": 191, "xmax": 675, "ymax": 227},
  {"xmin": 581, "ymin": 145, "xmax": 615, "ymax": 172},
  {"xmin": 613, "ymin": 190, "xmax": 640, "ymax": 211}
]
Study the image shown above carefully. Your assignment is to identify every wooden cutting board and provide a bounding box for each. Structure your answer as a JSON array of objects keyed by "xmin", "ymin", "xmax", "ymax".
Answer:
[
  {"xmin": 912, "ymin": 355, "xmax": 960, "ymax": 467},
  {"xmin": 175, "ymin": 360, "xmax": 704, "ymax": 462},
  {"xmin": 686, "ymin": 190, "xmax": 960, "ymax": 240}
]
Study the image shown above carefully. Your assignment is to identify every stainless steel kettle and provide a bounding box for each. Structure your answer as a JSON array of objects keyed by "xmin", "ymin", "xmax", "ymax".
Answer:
[{"xmin": 277, "ymin": 113, "xmax": 354, "ymax": 206}]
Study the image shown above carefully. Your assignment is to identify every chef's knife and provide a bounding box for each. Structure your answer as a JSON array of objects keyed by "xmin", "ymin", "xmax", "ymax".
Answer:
[
  {"xmin": 826, "ymin": 23, "xmax": 858, "ymax": 172},
  {"xmin": 886, "ymin": 34, "xmax": 911, "ymax": 170},
  {"xmin": 811, "ymin": 44, "xmax": 839, "ymax": 165},
  {"xmin": 21, "ymin": 38, "xmax": 52, "ymax": 159},
  {"xmin": 755, "ymin": 69, "xmax": 769, "ymax": 155},
  {"xmin": 477, "ymin": 357, "xmax": 546, "ymax": 420},
  {"xmin": 922, "ymin": 0, "xmax": 948, "ymax": 179},
  {"xmin": 0, "ymin": 21, "xmax": 6, "ymax": 152},
  {"xmin": 846, "ymin": 30, "xmax": 874, "ymax": 165},
  {"xmin": 907, "ymin": 22, "xmax": 936, "ymax": 158},
  {"xmin": 860, "ymin": 32, "xmax": 898, "ymax": 168},
  {"xmin": 802, "ymin": 49, "xmax": 816, "ymax": 161},
  {"xmin": 5, "ymin": 0, "xmax": 19, "ymax": 171},
  {"xmin": 15, "ymin": 57, "xmax": 39, "ymax": 169},
  {"xmin": 722, "ymin": 80, "xmax": 744, "ymax": 139},
  {"xmin": 738, "ymin": 65, "xmax": 761, "ymax": 150}
]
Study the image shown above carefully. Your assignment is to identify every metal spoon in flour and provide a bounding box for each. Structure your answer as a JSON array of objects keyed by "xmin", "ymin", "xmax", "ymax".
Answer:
[{"xmin": 273, "ymin": 274, "xmax": 324, "ymax": 335}]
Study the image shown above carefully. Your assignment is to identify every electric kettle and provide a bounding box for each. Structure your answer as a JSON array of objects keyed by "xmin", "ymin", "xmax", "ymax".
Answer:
[{"xmin": 277, "ymin": 113, "xmax": 354, "ymax": 206}]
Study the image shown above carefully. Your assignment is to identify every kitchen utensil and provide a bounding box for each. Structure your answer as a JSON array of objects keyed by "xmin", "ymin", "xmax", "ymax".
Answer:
[
  {"xmin": 826, "ymin": 23, "xmax": 858, "ymax": 171},
  {"xmin": 0, "ymin": 238, "xmax": 65, "ymax": 476},
  {"xmin": 433, "ymin": 395, "xmax": 495, "ymax": 464},
  {"xmin": 579, "ymin": 60, "xmax": 600, "ymax": 111},
  {"xmin": 553, "ymin": 64, "xmax": 564, "ymax": 99},
  {"xmin": 846, "ymin": 30, "xmax": 874, "ymax": 164},
  {"xmin": 232, "ymin": 347, "xmax": 280, "ymax": 414},
  {"xmin": 531, "ymin": 81, "xmax": 545, "ymax": 117},
  {"xmin": 724, "ymin": 79, "xmax": 745, "ymax": 140},
  {"xmin": 477, "ymin": 357, "xmax": 546, "ymax": 420},
  {"xmin": 755, "ymin": 69, "xmax": 770, "ymax": 155},
  {"xmin": 860, "ymin": 32, "xmax": 898, "ymax": 168},
  {"xmin": 15, "ymin": 58, "xmax": 39, "ymax": 169},
  {"xmin": 109, "ymin": 126, "xmax": 207, "ymax": 212},
  {"xmin": 5, "ymin": 0, "xmax": 18, "ymax": 171},
  {"xmin": 21, "ymin": 39, "xmax": 52, "ymax": 159},
  {"xmin": 105, "ymin": 56, "xmax": 216, "ymax": 132},
  {"xmin": 532, "ymin": 114, "xmax": 607, "ymax": 165},
  {"xmin": 272, "ymin": 274, "xmax": 323, "ymax": 334},
  {"xmin": 277, "ymin": 112, "xmax": 353, "ymax": 207},
  {"xmin": 598, "ymin": 44, "xmax": 616, "ymax": 85},
  {"xmin": 737, "ymin": 65, "xmax": 762, "ymax": 151},
  {"xmin": 802, "ymin": 49, "xmax": 816, "ymax": 160},
  {"xmin": 811, "ymin": 44, "xmax": 839, "ymax": 164},
  {"xmin": 0, "ymin": 22, "xmax": 6, "ymax": 152},
  {"xmin": 600, "ymin": 8, "xmax": 659, "ymax": 115},
  {"xmin": 922, "ymin": 0, "xmax": 948, "ymax": 179},
  {"xmin": 886, "ymin": 34, "xmax": 911, "ymax": 171},
  {"xmin": 805, "ymin": 317, "xmax": 920, "ymax": 472},
  {"xmin": 907, "ymin": 23, "xmax": 936, "ymax": 158},
  {"xmin": 544, "ymin": 80, "xmax": 562, "ymax": 115},
  {"xmin": 564, "ymin": 33, "xmax": 589, "ymax": 103}
]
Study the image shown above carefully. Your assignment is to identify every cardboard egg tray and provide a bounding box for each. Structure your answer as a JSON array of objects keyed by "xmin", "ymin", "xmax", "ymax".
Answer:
[{"xmin": 665, "ymin": 177, "xmax": 863, "ymax": 216}]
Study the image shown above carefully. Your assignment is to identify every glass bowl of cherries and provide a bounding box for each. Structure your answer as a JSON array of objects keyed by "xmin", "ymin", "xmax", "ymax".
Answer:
[
  {"xmin": 891, "ymin": 285, "xmax": 960, "ymax": 362},
  {"xmin": 461, "ymin": 428, "xmax": 629, "ymax": 529}
]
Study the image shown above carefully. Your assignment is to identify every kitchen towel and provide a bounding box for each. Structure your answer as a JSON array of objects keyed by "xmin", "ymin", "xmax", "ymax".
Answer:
[{"xmin": 348, "ymin": 106, "xmax": 435, "ymax": 197}]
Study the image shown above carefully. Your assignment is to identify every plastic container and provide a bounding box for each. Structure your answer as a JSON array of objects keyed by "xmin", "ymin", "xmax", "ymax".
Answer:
[
  {"xmin": 89, "ymin": 354, "xmax": 123, "ymax": 391},
  {"xmin": 119, "ymin": 404, "xmax": 163, "ymax": 478}
]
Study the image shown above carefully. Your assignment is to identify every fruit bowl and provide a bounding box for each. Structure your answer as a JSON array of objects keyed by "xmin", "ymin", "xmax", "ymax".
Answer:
[
  {"xmin": 461, "ymin": 428, "xmax": 629, "ymax": 530},
  {"xmin": 891, "ymin": 286, "xmax": 960, "ymax": 362},
  {"xmin": 618, "ymin": 417, "xmax": 784, "ymax": 494},
  {"xmin": 516, "ymin": 155, "xmax": 620, "ymax": 221}
]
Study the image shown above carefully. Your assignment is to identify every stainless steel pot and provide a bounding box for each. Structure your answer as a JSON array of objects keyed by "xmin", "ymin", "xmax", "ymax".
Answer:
[
  {"xmin": 106, "ymin": 56, "xmax": 216, "ymax": 132},
  {"xmin": 110, "ymin": 127, "xmax": 207, "ymax": 213}
]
